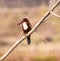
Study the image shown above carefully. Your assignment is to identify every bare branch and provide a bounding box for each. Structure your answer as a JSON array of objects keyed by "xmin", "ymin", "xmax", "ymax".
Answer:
[
  {"xmin": 50, "ymin": 11, "xmax": 60, "ymax": 17},
  {"xmin": 49, "ymin": 0, "xmax": 60, "ymax": 17},
  {"xmin": 0, "ymin": 0, "xmax": 60, "ymax": 61},
  {"xmin": 50, "ymin": 0, "xmax": 60, "ymax": 11}
]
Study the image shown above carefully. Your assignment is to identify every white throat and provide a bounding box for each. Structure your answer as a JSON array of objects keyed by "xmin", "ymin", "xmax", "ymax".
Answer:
[{"xmin": 22, "ymin": 22, "xmax": 28, "ymax": 30}]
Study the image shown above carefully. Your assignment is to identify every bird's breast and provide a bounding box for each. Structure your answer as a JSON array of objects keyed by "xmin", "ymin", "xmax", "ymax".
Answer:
[{"xmin": 22, "ymin": 22, "xmax": 28, "ymax": 30}]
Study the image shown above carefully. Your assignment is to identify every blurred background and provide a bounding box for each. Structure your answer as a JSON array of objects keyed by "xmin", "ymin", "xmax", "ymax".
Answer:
[{"xmin": 0, "ymin": 0, "xmax": 60, "ymax": 61}]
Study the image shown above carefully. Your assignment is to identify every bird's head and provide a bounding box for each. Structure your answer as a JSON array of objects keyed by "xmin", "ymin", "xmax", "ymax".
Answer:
[{"xmin": 17, "ymin": 18, "xmax": 29, "ymax": 25}]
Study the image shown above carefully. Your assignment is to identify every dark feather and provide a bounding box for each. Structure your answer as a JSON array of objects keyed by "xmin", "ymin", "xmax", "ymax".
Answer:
[{"xmin": 27, "ymin": 35, "xmax": 31, "ymax": 45}]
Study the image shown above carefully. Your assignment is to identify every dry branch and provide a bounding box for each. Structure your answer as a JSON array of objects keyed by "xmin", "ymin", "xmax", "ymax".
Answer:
[
  {"xmin": 49, "ymin": 0, "xmax": 60, "ymax": 17},
  {"xmin": 0, "ymin": 0, "xmax": 60, "ymax": 61},
  {"xmin": 50, "ymin": 11, "xmax": 60, "ymax": 17}
]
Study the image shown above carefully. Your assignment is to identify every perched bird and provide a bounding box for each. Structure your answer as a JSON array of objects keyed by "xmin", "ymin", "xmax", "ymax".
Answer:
[{"xmin": 18, "ymin": 18, "xmax": 32, "ymax": 45}]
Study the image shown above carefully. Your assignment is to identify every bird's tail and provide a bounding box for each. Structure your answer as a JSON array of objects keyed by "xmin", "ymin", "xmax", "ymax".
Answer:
[{"xmin": 27, "ymin": 35, "xmax": 31, "ymax": 45}]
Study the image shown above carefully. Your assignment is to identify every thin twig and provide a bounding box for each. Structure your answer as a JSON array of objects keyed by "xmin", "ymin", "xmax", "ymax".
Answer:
[
  {"xmin": 0, "ymin": 0, "xmax": 60, "ymax": 61},
  {"xmin": 49, "ymin": 0, "xmax": 60, "ymax": 17},
  {"xmin": 50, "ymin": 11, "xmax": 60, "ymax": 17},
  {"xmin": 50, "ymin": 0, "xmax": 60, "ymax": 11},
  {"xmin": 50, "ymin": 0, "xmax": 60, "ymax": 17},
  {"xmin": 36, "ymin": 31, "xmax": 49, "ymax": 43}
]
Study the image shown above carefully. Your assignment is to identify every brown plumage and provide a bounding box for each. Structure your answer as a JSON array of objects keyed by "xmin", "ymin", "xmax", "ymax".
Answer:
[{"xmin": 18, "ymin": 18, "xmax": 32, "ymax": 45}]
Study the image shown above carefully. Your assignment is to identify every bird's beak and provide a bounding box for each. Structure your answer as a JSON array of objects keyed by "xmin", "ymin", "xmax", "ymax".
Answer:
[{"xmin": 17, "ymin": 20, "xmax": 23, "ymax": 25}]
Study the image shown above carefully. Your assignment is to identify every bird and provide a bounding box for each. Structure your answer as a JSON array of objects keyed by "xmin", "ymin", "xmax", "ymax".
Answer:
[{"xmin": 17, "ymin": 18, "xmax": 32, "ymax": 45}]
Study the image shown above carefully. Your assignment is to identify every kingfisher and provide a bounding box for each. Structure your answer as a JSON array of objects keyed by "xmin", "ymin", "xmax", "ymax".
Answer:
[{"xmin": 18, "ymin": 18, "xmax": 32, "ymax": 45}]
